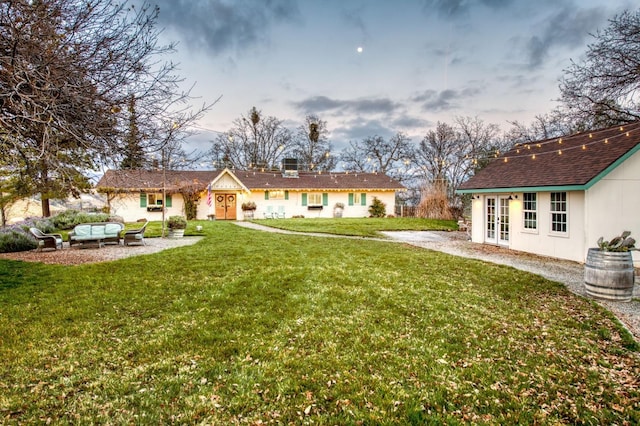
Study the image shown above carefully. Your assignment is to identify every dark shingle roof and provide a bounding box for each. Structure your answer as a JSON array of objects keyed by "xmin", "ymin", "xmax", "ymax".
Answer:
[
  {"xmin": 231, "ymin": 170, "xmax": 404, "ymax": 191},
  {"xmin": 96, "ymin": 170, "xmax": 218, "ymax": 192},
  {"xmin": 96, "ymin": 169, "xmax": 404, "ymax": 192},
  {"xmin": 458, "ymin": 121, "xmax": 640, "ymax": 191}
]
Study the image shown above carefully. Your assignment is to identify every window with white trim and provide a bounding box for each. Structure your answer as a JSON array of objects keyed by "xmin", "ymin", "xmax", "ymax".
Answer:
[
  {"xmin": 308, "ymin": 193, "xmax": 323, "ymax": 206},
  {"xmin": 269, "ymin": 190, "xmax": 285, "ymax": 200},
  {"xmin": 523, "ymin": 193, "xmax": 537, "ymax": 230},
  {"xmin": 550, "ymin": 192, "xmax": 567, "ymax": 233},
  {"xmin": 148, "ymin": 193, "xmax": 163, "ymax": 206}
]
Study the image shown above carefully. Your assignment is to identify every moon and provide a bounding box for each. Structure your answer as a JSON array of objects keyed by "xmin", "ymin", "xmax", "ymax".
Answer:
[{"xmin": 356, "ymin": 46, "xmax": 363, "ymax": 53}]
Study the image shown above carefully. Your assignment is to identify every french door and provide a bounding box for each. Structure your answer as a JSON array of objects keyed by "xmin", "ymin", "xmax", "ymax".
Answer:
[
  {"xmin": 485, "ymin": 196, "xmax": 509, "ymax": 245},
  {"xmin": 215, "ymin": 193, "xmax": 237, "ymax": 220}
]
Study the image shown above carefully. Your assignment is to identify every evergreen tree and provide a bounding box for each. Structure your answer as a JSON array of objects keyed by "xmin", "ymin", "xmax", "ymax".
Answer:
[{"xmin": 120, "ymin": 95, "xmax": 146, "ymax": 169}]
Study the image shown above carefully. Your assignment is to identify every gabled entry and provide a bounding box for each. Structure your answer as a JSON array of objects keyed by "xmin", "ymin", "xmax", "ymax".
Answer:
[{"xmin": 209, "ymin": 168, "xmax": 249, "ymax": 220}]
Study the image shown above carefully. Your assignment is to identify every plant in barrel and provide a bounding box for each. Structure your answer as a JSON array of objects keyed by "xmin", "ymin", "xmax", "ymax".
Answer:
[{"xmin": 585, "ymin": 231, "xmax": 637, "ymax": 302}]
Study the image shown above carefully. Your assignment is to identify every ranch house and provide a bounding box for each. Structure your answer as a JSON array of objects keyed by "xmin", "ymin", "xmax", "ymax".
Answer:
[{"xmin": 96, "ymin": 167, "xmax": 405, "ymax": 222}]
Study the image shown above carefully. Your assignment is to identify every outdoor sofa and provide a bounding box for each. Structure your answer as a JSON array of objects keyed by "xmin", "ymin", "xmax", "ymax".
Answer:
[{"xmin": 68, "ymin": 222, "xmax": 124, "ymax": 248}]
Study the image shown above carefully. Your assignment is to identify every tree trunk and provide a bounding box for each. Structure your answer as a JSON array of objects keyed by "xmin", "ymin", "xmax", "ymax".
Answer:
[{"xmin": 41, "ymin": 196, "xmax": 51, "ymax": 217}]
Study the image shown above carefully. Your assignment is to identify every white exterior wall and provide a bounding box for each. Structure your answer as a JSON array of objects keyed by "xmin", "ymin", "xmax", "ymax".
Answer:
[
  {"xmin": 107, "ymin": 192, "xmax": 188, "ymax": 222},
  {"xmin": 241, "ymin": 190, "xmax": 395, "ymax": 219},
  {"xmin": 109, "ymin": 190, "xmax": 398, "ymax": 221},
  {"xmin": 509, "ymin": 191, "xmax": 586, "ymax": 263},
  {"xmin": 470, "ymin": 191, "xmax": 587, "ymax": 264},
  {"xmin": 470, "ymin": 196, "xmax": 484, "ymax": 243},
  {"xmin": 585, "ymin": 150, "xmax": 640, "ymax": 267}
]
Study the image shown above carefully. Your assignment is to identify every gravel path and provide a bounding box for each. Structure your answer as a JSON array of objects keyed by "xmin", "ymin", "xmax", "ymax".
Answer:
[
  {"xmin": 236, "ymin": 222, "xmax": 640, "ymax": 343},
  {"xmin": 0, "ymin": 236, "xmax": 203, "ymax": 265}
]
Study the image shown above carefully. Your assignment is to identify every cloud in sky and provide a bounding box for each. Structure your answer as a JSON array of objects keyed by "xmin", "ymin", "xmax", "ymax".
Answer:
[
  {"xmin": 412, "ymin": 87, "xmax": 483, "ymax": 112},
  {"xmin": 293, "ymin": 96, "xmax": 401, "ymax": 116},
  {"xmin": 341, "ymin": 4, "xmax": 371, "ymax": 45},
  {"xmin": 139, "ymin": 0, "xmax": 633, "ymax": 156},
  {"xmin": 523, "ymin": 6, "xmax": 606, "ymax": 69},
  {"xmin": 151, "ymin": 0, "xmax": 300, "ymax": 54},
  {"xmin": 421, "ymin": 0, "xmax": 515, "ymax": 19}
]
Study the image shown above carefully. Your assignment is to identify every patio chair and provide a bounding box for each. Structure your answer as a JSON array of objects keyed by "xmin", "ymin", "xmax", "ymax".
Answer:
[
  {"xmin": 264, "ymin": 206, "xmax": 275, "ymax": 219},
  {"xmin": 275, "ymin": 206, "xmax": 286, "ymax": 219},
  {"xmin": 29, "ymin": 227, "xmax": 63, "ymax": 251},
  {"xmin": 123, "ymin": 221, "xmax": 148, "ymax": 246}
]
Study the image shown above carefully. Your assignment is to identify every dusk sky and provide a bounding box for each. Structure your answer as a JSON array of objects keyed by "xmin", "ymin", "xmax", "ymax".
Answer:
[{"xmin": 145, "ymin": 0, "xmax": 634, "ymax": 158}]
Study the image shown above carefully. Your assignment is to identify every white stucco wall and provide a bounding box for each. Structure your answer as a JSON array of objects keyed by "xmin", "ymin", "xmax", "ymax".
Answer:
[
  {"xmin": 106, "ymin": 192, "xmax": 188, "ymax": 222},
  {"xmin": 470, "ymin": 197, "xmax": 484, "ymax": 243},
  {"xmin": 584, "ymin": 149, "xmax": 640, "ymax": 266},
  {"xmin": 470, "ymin": 191, "xmax": 587, "ymax": 264},
  {"xmin": 239, "ymin": 190, "xmax": 396, "ymax": 219},
  {"xmin": 509, "ymin": 191, "xmax": 586, "ymax": 263},
  {"xmin": 109, "ymin": 190, "xmax": 398, "ymax": 222}
]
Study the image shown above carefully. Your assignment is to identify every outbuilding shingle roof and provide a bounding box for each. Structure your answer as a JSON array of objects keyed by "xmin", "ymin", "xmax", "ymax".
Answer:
[
  {"xmin": 458, "ymin": 121, "xmax": 640, "ymax": 191},
  {"xmin": 96, "ymin": 169, "xmax": 404, "ymax": 193}
]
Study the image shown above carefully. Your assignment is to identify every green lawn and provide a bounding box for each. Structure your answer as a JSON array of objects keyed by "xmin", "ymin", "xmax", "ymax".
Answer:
[
  {"xmin": 256, "ymin": 217, "xmax": 458, "ymax": 237},
  {"xmin": 0, "ymin": 220, "xmax": 638, "ymax": 424}
]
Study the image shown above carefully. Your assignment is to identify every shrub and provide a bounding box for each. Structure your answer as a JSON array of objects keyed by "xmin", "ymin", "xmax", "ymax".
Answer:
[
  {"xmin": 0, "ymin": 226, "xmax": 37, "ymax": 253},
  {"xmin": 50, "ymin": 210, "xmax": 110, "ymax": 230},
  {"xmin": 241, "ymin": 201, "xmax": 257, "ymax": 211},
  {"xmin": 20, "ymin": 217, "xmax": 56, "ymax": 234},
  {"xmin": 417, "ymin": 183, "xmax": 454, "ymax": 220},
  {"xmin": 167, "ymin": 215, "xmax": 187, "ymax": 229},
  {"xmin": 368, "ymin": 197, "xmax": 386, "ymax": 218}
]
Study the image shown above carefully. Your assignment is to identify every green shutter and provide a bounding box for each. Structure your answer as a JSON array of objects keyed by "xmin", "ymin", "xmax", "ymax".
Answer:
[
  {"xmin": 166, "ymin": 194, "xmax": 172, "ymax": 207},
  {"xmin": 284, "ymin": 190, "xmax": 289, "ymax": 200},
  {"xmin": 322, "ymin": 193, "xmax": 328, "ymax": 206},
  {"xmin": 348, "ymin": 193, "xmax": 354, "ymax": 206},
  {"xmin": 301, "ymin": 193, "xmax": 307, "ymax": 206},
  {"xmin": 361, "ymin": 193, "xmax": 366, "ymax": 206},
  {"xmin": 265, "ymin": 191, "xmax": 270, "ymax": 200},
  {"xmin": 140, "ymin": 193, "xmax": 147, "ymax": 207}
]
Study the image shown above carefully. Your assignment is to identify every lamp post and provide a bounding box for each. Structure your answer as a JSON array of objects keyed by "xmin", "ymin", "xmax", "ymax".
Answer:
[{"xmin": 161, "ymin": 148, "xmax": 167, "ymax": 238}]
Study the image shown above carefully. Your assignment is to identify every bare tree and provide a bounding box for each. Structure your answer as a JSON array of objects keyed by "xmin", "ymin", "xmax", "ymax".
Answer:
[
  {"xmin": 288, "ymin": 114, "xmax": 336, "ymax": 171},
  {"xmin": 415, "ymin": 118, "xmax": 501, "ymax": 205},
  {"xmin": 209, "ymin": 107, "xmax": 292, "ymax": 170},
  {"xmin": 505, "ymin": 111, "xmax": 578, "ymax": 146},
  {"xmin": 0, "ymin": 0, "xmax": 211, "ymax": 216},
  {"xmin": 340, "ymin": 133, "xmax": 414, "ymax": 181},
  {"xmin": 559, "ymin": 10, "xmax": 640, "ymax": 127},
  {"xmin": 415, "ymin": 122, "xmax": 458, "ymax": 185}
]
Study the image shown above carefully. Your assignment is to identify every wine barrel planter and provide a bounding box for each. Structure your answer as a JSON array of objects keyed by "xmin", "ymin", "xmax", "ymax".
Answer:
[{"xmin": 584, "ymin": 248, "xmax": 635, "ymax": 302}]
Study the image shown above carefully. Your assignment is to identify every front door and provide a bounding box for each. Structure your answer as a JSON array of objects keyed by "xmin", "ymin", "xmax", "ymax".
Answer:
[
  {"xmin": 215, "ymin": 193, "xmax": 237, "ymax": 220},
  {"xmin": 485, "ymin": 196, "xmax": 509, "ymax": 245}
]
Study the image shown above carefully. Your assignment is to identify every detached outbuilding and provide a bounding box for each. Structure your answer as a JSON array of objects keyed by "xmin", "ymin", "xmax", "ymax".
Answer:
[
  {"xmin": 457, "ymin": 122, "xmax": 640, "ymax": 267},
  {"xmin": 96, "ymin": 167, "xmax": 404, "ymax": 222}
]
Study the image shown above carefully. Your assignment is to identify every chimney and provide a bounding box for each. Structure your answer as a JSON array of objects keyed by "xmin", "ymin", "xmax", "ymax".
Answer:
[{"xmin": 282, "ymin": 158, "xmax": 299, "ymax": 178}]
